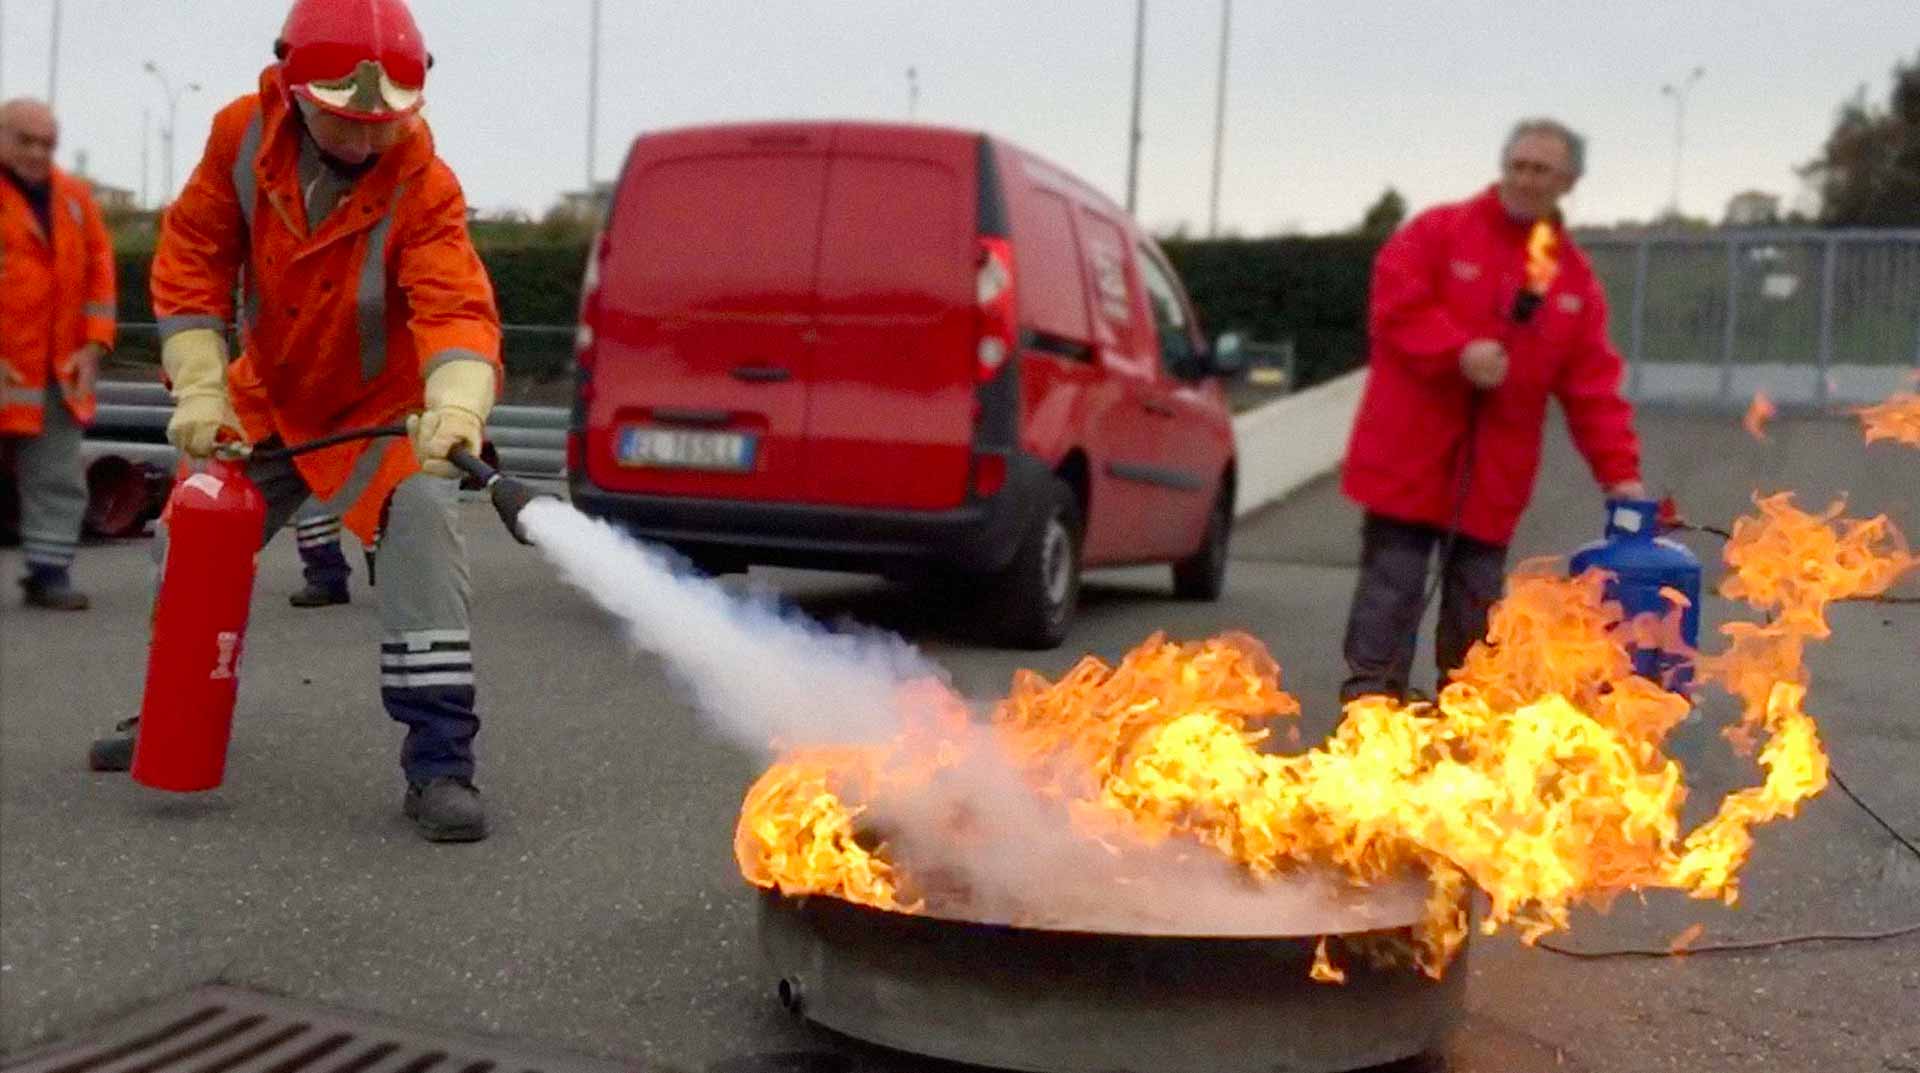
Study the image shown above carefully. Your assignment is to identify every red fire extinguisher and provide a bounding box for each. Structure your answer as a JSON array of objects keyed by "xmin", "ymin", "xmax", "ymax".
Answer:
[
  {"xmin": 131, "ymin": 456, "xmax": 267, "ymax": 792},
  {"xmin": 128, "ymin": 424, "xmax": 540, "ymax": 793}
]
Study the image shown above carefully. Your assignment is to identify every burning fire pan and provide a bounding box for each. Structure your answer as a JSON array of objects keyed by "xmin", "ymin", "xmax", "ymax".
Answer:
[{"xmin": 758, "ymin": 883, "xmax": 1467, "ymax": 1073}]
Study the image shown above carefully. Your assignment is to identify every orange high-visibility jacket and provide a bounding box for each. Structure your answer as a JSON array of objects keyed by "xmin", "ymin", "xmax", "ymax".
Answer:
[
  {"xmin": 0, "ymin": 166, "xmax": 116, "ymax": 436},
  {"xmin": 151, "ymin": 66, "xmax": 502, "ymax": 542}
]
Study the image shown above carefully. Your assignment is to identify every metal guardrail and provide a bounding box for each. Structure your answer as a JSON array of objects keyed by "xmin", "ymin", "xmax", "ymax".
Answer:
[
  {"xmin": 86, "ymin": 380, "xmax": 568, "ymax": 478},
  {"xmin": 1579, "ymin": 228, "xmax": 1920, "ymax": 408}
]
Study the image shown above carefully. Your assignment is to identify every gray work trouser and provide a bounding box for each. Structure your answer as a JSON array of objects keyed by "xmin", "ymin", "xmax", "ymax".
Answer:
[
  {"xmin": 13, "ymin": 385, "xmax": 88, "ymax": 578},
  {"xmin": 152, "ymin": 445, "xmax": 481, "ymax": 781},
  {"xmin": 1339, "ymin": 512, "xmax": 1509, "ymax": 703}
]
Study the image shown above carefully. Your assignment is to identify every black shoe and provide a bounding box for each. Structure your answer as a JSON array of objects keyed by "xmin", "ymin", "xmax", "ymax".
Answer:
[
  {"xmin": 88, "ymin": 717, "xmax": 138, "ymax": 772},
  {"xmin": 289, "ymin": 582, "xmax": 350, "ymax": 608},
  {"xmin": 402, "ymin": 777, "xmax": 488, "ymax": 843},
  {"xmin": 21, "ymin": 575, "xmax": 90, "ymax": 611}
]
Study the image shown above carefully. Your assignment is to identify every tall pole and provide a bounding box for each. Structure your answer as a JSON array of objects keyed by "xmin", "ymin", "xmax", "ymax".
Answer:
[
  {"xmin": 47, "ymin": 0, "xmax": 60, "ymax": 106},
  {"xmin": 1125, "ymin": 0, "xmax": 1146, "ymax": 214},
  {"xmin": 141, "ymin": 109, "xmax": 151, "ymax": 210},
  {"xmin": 145, "ymin": 61, "xmax": 199, "ymax": 205},
  {"xmin": 907, "ymin": 66, "xmax": 919, "ymax": 119},
  {"xmin": 1660, "ymin": 66, "xmax": 1704, "ymax": 218},
  {"xmin": 586, "ymin": 0, "xmax": 601, "ymax": 193},
  {"xmin": 1207, "ymin": 0, "xmax": 1231, "ymax": 237}
]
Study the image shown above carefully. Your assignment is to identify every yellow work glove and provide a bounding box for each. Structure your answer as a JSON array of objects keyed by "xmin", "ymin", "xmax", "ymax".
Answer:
[
  {"xmin": 161, "ymin": 328, "xmax": 243, "ymax": 458},
  {"xmin": 410, "ymin": 359, "xmax": 496, "ymax": 479}
]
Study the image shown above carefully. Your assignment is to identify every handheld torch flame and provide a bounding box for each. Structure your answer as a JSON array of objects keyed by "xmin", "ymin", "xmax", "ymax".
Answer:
[{"xmin": 1525, "ymin": 220, "xmax": 1560, "ymax": 296}]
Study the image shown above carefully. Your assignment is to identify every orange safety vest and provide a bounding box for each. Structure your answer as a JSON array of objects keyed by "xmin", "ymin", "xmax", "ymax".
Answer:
[
  {"xmin": 0, "ymin": 167, "xmax": 115, "ymax": 436},
  {"xmin": 150, "ymin": 65, "xmax": 502, "ymax": 542}
]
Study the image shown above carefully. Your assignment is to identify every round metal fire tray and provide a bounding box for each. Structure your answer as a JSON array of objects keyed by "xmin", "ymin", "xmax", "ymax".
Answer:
[{"xmin": 757, "ymin": 881, "xmax": 1468, "ymax": 1073}]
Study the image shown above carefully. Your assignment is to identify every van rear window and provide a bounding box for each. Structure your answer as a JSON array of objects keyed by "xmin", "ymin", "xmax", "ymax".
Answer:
[
  {"xmin": 816, "ymin": 155, "xmax": 967, "ymax": 313},
  {"xmin": 611, "ymin": 154, "xmax": 828, "ymax": 311},
  {"xmin": 1014, "ymin": 189, "xmax": 1093, "ymax": 347}
]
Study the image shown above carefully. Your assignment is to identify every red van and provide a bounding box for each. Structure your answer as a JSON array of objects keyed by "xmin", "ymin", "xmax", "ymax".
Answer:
[{"xmin": 569, "ymin": 122, "xmax": 1241, "ymax": 648}]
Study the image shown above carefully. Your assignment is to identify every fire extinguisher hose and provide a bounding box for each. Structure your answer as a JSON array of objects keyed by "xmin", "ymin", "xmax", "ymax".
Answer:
[{"xmin": 213, "ymin": 424, "xmax": 545, "ymax": 545}]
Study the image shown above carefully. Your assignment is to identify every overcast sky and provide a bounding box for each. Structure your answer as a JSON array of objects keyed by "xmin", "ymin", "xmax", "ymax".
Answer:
[{"xmin": 2, "ymin": 1, "xmax": 1914, "ymax": 233}]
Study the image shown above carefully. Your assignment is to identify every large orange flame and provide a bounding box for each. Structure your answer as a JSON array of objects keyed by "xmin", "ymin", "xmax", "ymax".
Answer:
[{"xmin": 735, "ymin": 497, "xmax": 1914, "ymax": 981}]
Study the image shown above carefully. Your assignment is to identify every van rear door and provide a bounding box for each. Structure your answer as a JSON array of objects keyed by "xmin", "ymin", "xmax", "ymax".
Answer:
[
  {"xmin": 804, "ymin": 126, "xmax": 977, "ymax": 510},
  {"xmin": 585, "ymin": 127, "xmax": 828, "ymax": 503}
]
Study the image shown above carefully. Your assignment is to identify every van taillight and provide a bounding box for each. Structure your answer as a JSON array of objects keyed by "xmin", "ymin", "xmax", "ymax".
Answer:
[
  {"xmin": 975, "ymin": 237, "xmax": 1018, "ymax": 383},
  {"xmin": 575, "ymin": 233, "xmax": 610, "ymax": 382},
  {"xmin": 972, "ymin": 453, "xmax": 1009, "ymax": 497}
]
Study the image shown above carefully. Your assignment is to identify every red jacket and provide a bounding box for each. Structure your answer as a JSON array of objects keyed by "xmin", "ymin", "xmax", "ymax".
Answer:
[
  {"xmin": 0, "ymin": 166, "xmax": 116, "ymax": 436},
  {"xmin": 151, "ymin": 66, "xmax": 501, "ymax": 542},
  {"xmin": 1341, "ymin": 186, "xmax": 1639, "ymax": 546}
]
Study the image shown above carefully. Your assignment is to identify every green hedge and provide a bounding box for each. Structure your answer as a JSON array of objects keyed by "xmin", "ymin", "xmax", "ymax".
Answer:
[
  {"xmin": 1161, "ymin": 236, "xmax": 1381, "ymax": 389},
  {"xmin": 115, "ymin": 236, "xmax": 1381, "ymax": 389}
]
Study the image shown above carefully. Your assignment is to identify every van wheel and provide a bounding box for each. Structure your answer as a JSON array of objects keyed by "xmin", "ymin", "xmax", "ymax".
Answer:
[
  {"xmin": 982, "ymin": 478, "xmax": 1083, "ymax": 649},
  {"xmin": 1171, "ymin": 487, "xmax": 1232, "ymax": 601}
]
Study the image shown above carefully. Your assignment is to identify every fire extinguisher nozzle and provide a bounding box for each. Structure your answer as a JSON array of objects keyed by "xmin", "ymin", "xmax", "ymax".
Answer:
[
  {"xmin": 447, "ymin": 447, "xmax": 549, "ymax": 546},
  {"xmin": 489, "ymin": 478, "xmax": 545, "ymax": 546}
]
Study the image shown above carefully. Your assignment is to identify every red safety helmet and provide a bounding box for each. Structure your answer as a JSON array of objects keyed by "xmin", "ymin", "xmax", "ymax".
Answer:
[{"xmin": 275, "ymin": 0, "xmax": 430, "ymax": 123}]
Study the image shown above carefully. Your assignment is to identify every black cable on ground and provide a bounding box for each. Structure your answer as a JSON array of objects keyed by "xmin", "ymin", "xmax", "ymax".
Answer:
[
  {"xmin": 1536, "ymin": 919, "xmax": 1920, "ymax": 960},
  {"xmin": 1830, "ymin": 768, "xmax": 1920, "ymax": 861}
]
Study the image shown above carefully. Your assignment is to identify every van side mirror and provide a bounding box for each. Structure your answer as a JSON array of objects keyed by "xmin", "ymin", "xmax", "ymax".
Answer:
[{"xmin": 1210, "ymin": 332, "xmax": 1249, "ymax": 377}]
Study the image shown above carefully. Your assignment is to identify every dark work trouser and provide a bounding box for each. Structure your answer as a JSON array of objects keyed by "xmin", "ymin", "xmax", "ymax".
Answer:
[
  {"xmin": 291, "ymin": 500, "xmax": 351, "ymax": 594},
  {"xmin": 1339, "ymin": 512, "xmax": 1508, "ymax": 703}
]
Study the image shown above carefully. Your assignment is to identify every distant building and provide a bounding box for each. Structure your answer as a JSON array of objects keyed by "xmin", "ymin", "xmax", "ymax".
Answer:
[
  {"xmin": 1724, "ymin": 190, "xmax": 1781, "ymax": 228},
  {"xmin": 552, "ymin": 182, "xmax": 615, "ymax": 223},
  {"xmin": 86, "ymin": 180, "xmax": 138, "ymax": 215}
]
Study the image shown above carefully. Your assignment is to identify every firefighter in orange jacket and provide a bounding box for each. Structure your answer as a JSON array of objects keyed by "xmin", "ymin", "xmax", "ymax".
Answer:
[
  {"xmin": 1, "ymin": 98, "xmax": 116, "ymax": 610},
  {"xmin": 88, "ymin": 0, "xmax": 504, "ymax": 843}
]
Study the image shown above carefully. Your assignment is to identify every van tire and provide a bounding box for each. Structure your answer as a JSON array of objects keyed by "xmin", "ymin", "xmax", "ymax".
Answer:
[
  {"xmin": 1171, "ymin": 487, "xmax": 1232, "ymax": 601},
  {"xmin": 981, "ymin": 478, "xmax": 1083, "ymax": 649}
]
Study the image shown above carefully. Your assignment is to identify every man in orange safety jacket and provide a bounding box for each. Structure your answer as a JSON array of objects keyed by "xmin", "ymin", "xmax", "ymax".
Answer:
[
  {"xmin": 87, "ymin": 0, "xmax": 505, "ymax": 843},
  {"xmin": 1, "ymin": 98, "xmax": 116, "ymax": 610}
]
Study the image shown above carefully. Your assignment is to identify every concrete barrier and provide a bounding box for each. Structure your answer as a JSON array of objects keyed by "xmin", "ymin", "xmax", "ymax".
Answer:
[{"xmin": 1229, "ymin": 369, "xmax": 1365, "ymax": 519}]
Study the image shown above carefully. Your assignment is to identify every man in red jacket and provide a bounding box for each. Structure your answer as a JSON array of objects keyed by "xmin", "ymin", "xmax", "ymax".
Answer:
[{"xmin": 1339, "ymin": 118, "xmax": 1645, "ymax": 704}]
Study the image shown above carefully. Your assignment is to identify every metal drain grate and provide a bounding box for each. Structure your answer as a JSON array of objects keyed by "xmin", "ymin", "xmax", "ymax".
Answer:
[{"xmin": 3, "ymin": 987, "xmax": 641, "ymax": 1073}]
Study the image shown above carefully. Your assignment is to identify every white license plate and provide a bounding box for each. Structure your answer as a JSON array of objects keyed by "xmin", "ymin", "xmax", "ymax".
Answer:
[{"xmin": 617, "ymin": 427, "xmax": 757, "ymax": 472}]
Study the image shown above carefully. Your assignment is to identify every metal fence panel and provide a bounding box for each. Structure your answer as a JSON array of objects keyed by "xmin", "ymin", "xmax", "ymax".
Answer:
[{"xmin": 1581, "ymin": 229, "xmax": 1920, "ymax": 408}]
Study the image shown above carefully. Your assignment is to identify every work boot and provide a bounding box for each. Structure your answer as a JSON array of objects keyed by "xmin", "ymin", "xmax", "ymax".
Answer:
[
  {"xmin": 288, "ymin": 581, "xmax": 351, "ymax": 608},
  {"xmin": 87, "ymin": 717, "xmax": 138, "ymax": 772},
  {"xmin": 21, "ymin": 572, "xmax": 90, "ymax": 611},
  {"xmin": 402, "ymin": 777, "xmax": 488, "ymax": 843}
]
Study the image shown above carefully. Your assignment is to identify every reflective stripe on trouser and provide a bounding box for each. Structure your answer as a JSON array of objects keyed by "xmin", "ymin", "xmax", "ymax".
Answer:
[
  {"xmin": 148, "ymin": 452, "xmax": 477, "ymax": 782},
  {"xmin": 292, "ymin": 500, "xmax": 350, "ymax": 589},
  {"xmin": 15, "ymin": 385, "xmax": 87, "ymax": 576}
]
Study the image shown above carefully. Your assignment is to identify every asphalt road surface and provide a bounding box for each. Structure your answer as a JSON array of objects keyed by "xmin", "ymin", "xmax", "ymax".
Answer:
[{"xmin": 4, "ymin": 411, "xmax": 1917, "ymax": 1072}]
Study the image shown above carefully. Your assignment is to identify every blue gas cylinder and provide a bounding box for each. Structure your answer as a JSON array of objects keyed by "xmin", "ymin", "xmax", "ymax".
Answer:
[{"xmin": 1568, "ymin": 498, "xmax": 1703, "ymax": 694}]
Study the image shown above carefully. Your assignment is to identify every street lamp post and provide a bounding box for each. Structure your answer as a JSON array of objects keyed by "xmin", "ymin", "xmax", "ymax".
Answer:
[
  {"xmin": 907, "ymin": 66, "xmax": 919, "ymax": 119},
  {"xmin": 1660, "ymin": 67, "xmax": 1705, "ymax": 219},
  {"xmin": 1207, "ymin": 0, "xmax": 1231, "ymax": 237},
  {"xmin": 1125, "ymin": 0, "xmax": 1145, "ymax": 215},
  {"xmin": 48, "ymin": 0, "xmax": 61, "ymax": 107},
  {"xmin": 586, "ymin": 0, "xmax": 601, "ymax": 194},
  {"xmin": 145, "ymin": 61, "xmax": 200, "ymax": 205}
]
